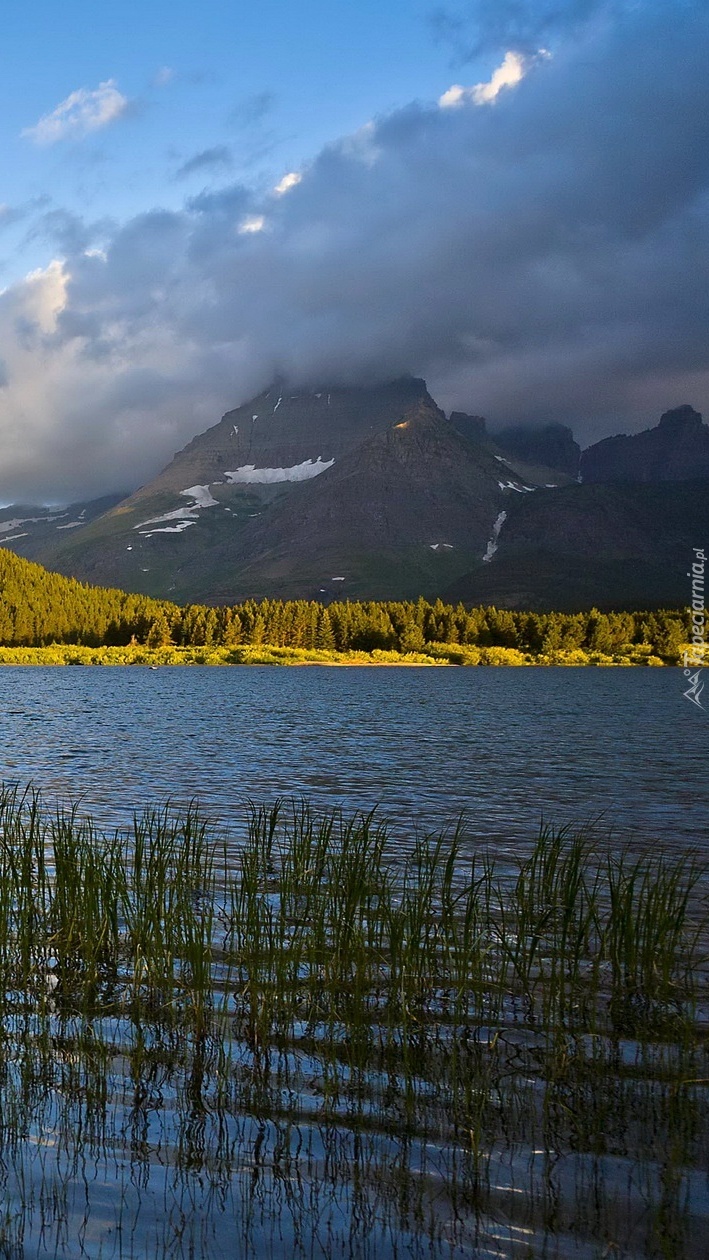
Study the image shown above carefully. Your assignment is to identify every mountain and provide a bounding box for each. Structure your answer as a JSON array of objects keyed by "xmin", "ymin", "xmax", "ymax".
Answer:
[
  {"xmin": 34, "ymin": 379, "xmax": 433, "ymax": 597},
  {"xmin": 581, "ymin": 405, "xmax": 709, "ymax": 482},
  {"xmin": 163, "ymin": 396, "xmax": 568, "ymax": 602},
  {"xmin": 448, "ymin": 411, "xmax": 487, "ymax": 444},
  {"xmin": 2, "ymin": 384, "xmax": 705, "ymax": 610},
  {"xmin": 494, "ymin": 423, "xmax": 581, "ymax": 480},
  {"xmin": 444, "ymin": 405, "xmax": 709, "ymax": 608},
  {"xmin": 126, "ymin": 377, "xmax": 431, "ymax": 502},
  {"xmin": 33, "ymin": 380, "xmax": 569, "ymax": 602}
]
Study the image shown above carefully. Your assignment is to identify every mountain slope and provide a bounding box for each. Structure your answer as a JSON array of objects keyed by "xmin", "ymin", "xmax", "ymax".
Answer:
[
  {"xmin": 36, "ymin": 379, "xmax": 435, "ymax": 597},
  {"xmin": 127, "ymin": 377, "xmax": 432, "ymax": 502},
  {"xmin": 581, "ymin": 405, "xmax": 709, "ymax": 482},
  {"xmin": 0, "ymin": 495, "xmax": 125, "ymax": 562},
  {"xmin": 444, "ymin": 480, "xmax": 709, "ymax": 609},
  {"xmin": 0, "ymin": 547, "xmax": 167, "ymax": 645},
  {"xmin": 6, "ymin": 381, "xmax": 704, "ymax": 610},
  {"xmin": 165, "ymin": 396, "xmax": 559, "ymax": 601},
  {"xmin": 35, "ymin": 380, "xmax": 565, "ymax": 601}
]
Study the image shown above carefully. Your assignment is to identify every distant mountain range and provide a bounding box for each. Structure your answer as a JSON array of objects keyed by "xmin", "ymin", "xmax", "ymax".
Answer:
[{"xmin": 2, "ymin": 381, "xmax": 707, "ymax": 609}]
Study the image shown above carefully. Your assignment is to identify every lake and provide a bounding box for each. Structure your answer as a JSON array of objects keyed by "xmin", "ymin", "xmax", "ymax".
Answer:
[
  {"xmin": 0, "ymin": 664, "xmax": 708, "ymax": 1259},
  {"xmin": 0, "ymin": 665, "xmax": 706, "ymax": 854}
]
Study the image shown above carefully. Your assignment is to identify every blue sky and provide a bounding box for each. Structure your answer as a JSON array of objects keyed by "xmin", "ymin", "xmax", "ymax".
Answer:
[
  {"xmin": 2, "ymin": 0, "xmax": 473, "ymax": 279},
  {"xmin": 1, "ymin": 1, "xmax": 708, "ymax": 502}
]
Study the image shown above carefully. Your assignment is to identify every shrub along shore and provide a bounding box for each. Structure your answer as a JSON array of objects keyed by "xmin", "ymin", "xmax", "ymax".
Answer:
[{"xmin": 0, "ymin": 640, "xmax": 675, "ymax": 665}]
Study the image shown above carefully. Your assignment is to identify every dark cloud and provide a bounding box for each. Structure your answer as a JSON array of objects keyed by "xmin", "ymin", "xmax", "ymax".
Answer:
[
  {"xmin": 174, "ymin": 146, "xmax": 233, "ymax": 180},
  {"xmin": 0, "ymin": 0, "xmax": 707, "ymax": 501},
  {"xmin": 25, "ymin": 209, "xmax": 98, "ymax": 256}
]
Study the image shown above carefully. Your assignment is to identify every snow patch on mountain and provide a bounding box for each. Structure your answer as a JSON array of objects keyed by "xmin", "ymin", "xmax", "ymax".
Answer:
[
  {"xmin": 482, "ymin": 511, "xmax": 507, "ymax": 562},
  {"xmin": 140, "ymin": 521, "xmax": 195, "ymax": 537},
  {"xmin": 0, "ymin": 513, "xmax": 66, "ymax": 533},
  {"xmin": 136, "ymin": 484, "xmax": 219, "ymax": 534},
  {"xmin": 498, "ymin": 480, "xmax": 536, "ymax": 493},
  {"xmin": 223, "ymin": 457, "xmax": 335, "ymax": 485},
  {"xmin": 182, "ymin": 484, "xmax": 219, "ymax": 509}
]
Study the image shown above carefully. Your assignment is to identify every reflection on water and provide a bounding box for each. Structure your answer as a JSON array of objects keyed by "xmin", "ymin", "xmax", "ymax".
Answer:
[
  {"xmin": 0, "ymin": 789, "xmax": 705, "ymax": 1258},
  {"xmin": 3, "ymin": 1025, "xmax": 706, "ymax": 1259},
  {"xmin": 0, "ymin": 666, "xmax": 707, "ymax": 857}
]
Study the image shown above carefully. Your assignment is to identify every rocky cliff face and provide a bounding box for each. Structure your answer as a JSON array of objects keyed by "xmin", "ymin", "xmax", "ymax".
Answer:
[
  {"xmin": 448, "ymin": 412, "xmax": 488, "ymax": 444},
  {"xmin": 173, "ymin": 397, "xmax": 541, "ymax": 602},
  {"xmin": 581, "ymin": 406, "xmax": 709, "ymax": 482},
  {"xmin": 494, "ymin": 424, "xmax": 581, "ymax": 479}
]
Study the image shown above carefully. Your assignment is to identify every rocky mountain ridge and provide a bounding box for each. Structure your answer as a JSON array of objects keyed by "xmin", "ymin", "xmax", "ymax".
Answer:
[
  {"xmin": 580, "ymin": 405, "xmax": 709, "ymax": 483},
  {"xmin": 1, "ymin": 383, "xmax": 706, "ymax": 608}
]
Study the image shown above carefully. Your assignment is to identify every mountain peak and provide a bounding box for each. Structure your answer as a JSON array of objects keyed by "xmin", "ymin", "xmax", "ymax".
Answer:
[
  {"xmin": 657, "ymin": 404, "xmax": 704, "ymax": 432},
  {"xmin": 581, "ymin": 404, "xmax": 709, "ymax": 483}
]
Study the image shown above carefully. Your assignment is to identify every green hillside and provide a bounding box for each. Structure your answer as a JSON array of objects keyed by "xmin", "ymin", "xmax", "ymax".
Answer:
[{"xmin": 0, "ymin": 548, "xmax": 167, "ymax": 646}]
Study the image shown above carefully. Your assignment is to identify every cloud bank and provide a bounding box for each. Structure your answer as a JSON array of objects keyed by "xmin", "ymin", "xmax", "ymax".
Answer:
[{"xmin": 1, "ymin": 1, "xmax": 708, "ymax": 501}]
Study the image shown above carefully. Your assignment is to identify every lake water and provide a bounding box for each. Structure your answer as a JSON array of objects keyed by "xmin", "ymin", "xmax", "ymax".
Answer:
[
  {"xmin": 1, "ymin": 666, "xmax": 706, "ymax": 855},
  {"xmin": 1, "ymin": 664, "xmax": 708, "ymax": 1259}
]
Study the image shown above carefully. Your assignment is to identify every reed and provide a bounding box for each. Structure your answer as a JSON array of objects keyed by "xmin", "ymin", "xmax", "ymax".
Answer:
[{"xmin": 0, "ymin": 785, "xmax": 705, "ymax": 1257}]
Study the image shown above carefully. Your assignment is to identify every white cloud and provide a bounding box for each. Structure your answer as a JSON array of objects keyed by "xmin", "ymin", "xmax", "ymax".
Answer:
[
  {"xmin": 439, "ymin": 51, "xmax": 529, "ymax": 108},
  {"xmin": 21, "ymin": 260, "xmax": 68, "ymax": 332},
  {"xmin": 237, "ymin": 215, "xmax": 266, "ymax": 234},
  {"xmin": 273, "ymin": 172, "xmax": 302, "ymax": 196},
  {"xmin": 22, "ymin": 80, "xmax": 130, "ymax": 145}
]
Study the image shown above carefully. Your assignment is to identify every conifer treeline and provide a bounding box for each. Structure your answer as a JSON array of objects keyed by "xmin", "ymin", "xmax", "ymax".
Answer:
[{"xmin": 0, "ymin": 548, "xmax": 690, "ymax": 657}]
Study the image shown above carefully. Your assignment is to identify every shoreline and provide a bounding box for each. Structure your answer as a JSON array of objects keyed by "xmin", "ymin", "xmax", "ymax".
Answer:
[{"xmin": 0, "ymin": 643, "xmax": 673, "ymax": 667}]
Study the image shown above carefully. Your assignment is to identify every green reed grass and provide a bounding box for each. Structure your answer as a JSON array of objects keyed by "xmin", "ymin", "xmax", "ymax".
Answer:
[
  {"xmin": 0, "ymin": 785, "xmax": 705, "ymax": 1038},
  {"xmin": 0, "ymin": 784, "xmax": 706, "ymax": 1257}
]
